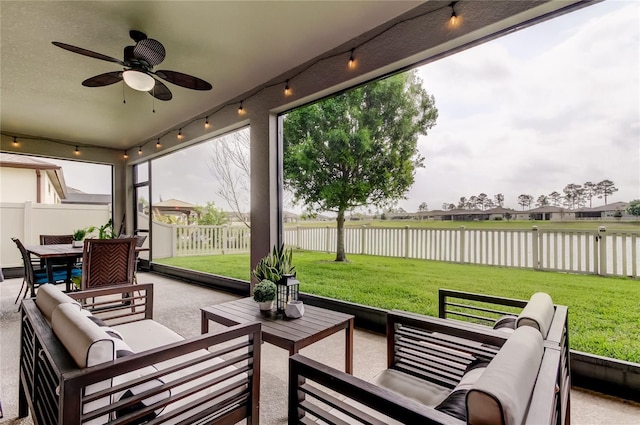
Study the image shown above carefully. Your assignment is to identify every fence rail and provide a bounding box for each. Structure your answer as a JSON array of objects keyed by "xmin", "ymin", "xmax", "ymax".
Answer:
[{"xmin": 283, "ymin": 225, "xmax": 639, "ymax": 278}]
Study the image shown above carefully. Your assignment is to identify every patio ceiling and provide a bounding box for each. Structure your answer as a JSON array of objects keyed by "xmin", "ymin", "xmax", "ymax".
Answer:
[
  {"xmin": 1, "ymin": 1, "xmax": 422, "ymax": 150},
  {"xmin": 1, "ymin": 1, "xmax": 591, "ymax": 153}
]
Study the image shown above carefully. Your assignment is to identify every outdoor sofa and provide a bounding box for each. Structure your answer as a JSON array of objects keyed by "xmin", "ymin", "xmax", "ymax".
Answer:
[
  {"xmin": 289, "ymin": 290, "xmax": 569, "ymax": 425},
  {"xmin": 19, "ymin": 283, "xmax": 261, "ymax": 424}
]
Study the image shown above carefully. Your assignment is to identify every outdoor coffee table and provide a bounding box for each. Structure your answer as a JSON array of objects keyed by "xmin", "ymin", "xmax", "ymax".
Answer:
[{"xmin": 201, "ymin": 297, "xmax": 354, "ymax": 374}]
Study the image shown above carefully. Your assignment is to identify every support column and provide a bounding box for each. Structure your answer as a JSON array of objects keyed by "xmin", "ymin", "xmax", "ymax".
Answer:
[{"xmin": 250, "ymin": 113, "xmax": 279, "ymax": 290}]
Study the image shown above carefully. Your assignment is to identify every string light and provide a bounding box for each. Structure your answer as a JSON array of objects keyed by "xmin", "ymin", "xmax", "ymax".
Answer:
[
  {"xmin": 156, "ymin": 138, "xmax": 161, "ymax": 148},
  {"xmin": 13, "ymin": 136, "xmax": 18, "ymax": 146},
  {"xmin": 284, "ymin": 80, "xmax": 291, "ymax": 96},
  {"xmin": 238, "ymin": 101, "xmax": 245, "ymax": 115},
  {"xmin": 204, "ymin": 116, "xmax": 210, "ymax": 128},
  {"xmin": 348, "ymin": 48, "xmax": 356, "ymax": 69},
  {"xmin": 448, "ymin": 2, "xmax": 460, "ymax": 28},
  {"xmin": 138, "ymin": 146, "xmax": 143, "ymax": 155},
  {"xmin": 74, "ymin": 146, "xmax": 80, "ymax": 155},
  {"xmin": 177, "ymin": 128, "xmax": 184, "ymax": 139},
  {"xmin": 123, "ymin": 150, "xmax": 129, "ymax": 159}
]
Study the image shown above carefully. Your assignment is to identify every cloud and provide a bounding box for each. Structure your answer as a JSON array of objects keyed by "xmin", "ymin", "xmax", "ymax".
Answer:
[{"xmin": 402, "ymin": 0, "xmax": 639, "ymax": 211}]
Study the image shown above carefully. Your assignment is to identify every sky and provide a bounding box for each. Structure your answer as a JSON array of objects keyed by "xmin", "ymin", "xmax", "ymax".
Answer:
[{"xmin": 45, "ymin": 0, "xmax": 640, "ymax": 212}]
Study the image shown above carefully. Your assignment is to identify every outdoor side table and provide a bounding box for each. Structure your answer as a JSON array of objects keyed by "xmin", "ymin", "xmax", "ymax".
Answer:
[{"xmin": 201, "ymin": 297, "xmax": 354, "ymax": 374}]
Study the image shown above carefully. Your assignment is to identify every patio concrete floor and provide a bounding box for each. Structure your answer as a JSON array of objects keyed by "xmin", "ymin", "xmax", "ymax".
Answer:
[{"xmin": 1, "ymin": 272, "xmax": 639, "ymax": 424}]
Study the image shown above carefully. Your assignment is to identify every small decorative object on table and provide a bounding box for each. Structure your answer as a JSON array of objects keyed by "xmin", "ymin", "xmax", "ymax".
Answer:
[
  {"xmin": 277, "ymin": 274, "xmax": 300, "ymax": 314},
  {"xmin": 253, "ymin": 279, "xmax": 276, "ymax": 311},
  {"xmin": 285, "ymin": 300, "xmax": 305, "ymax": 319}
]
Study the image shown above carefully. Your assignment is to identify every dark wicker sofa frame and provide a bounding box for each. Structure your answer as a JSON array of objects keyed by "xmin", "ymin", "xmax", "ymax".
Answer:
[
  {"xmin": 289, "ymin": 290, "xmax": 569, "ymax": 425},
  {"xmin": 19, "ymin": 283, "xmax": 261, "ymax": 425}
]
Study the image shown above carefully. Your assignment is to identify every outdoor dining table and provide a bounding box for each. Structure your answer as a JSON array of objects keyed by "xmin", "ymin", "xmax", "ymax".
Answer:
[{"xmin": 24, "ymin": 243, "xmax": 83, "ymax": 293}]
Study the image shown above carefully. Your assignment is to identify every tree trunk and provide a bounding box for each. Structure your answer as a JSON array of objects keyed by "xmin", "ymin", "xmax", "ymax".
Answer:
[{"xmin": 335, "ymin": 210, "xmax": 347, "ymax": 262}]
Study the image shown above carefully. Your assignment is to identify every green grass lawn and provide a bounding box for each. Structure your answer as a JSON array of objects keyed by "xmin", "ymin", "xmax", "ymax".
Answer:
[{"xmin": 155, "ymin": 252, "xmax": 640, "ymax": 362}]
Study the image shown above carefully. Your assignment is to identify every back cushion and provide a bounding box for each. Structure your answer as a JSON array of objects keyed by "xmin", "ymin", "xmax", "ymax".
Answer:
[
  {"xmin": 466, "ymin": 326, "xmax": 544, "ymax": 425},
  {"xmin": 52, "ymin": 303, "xmax": 115, "ymax": 424},
  {"xmin": 516, "ymin": 292, "xmax": 554, "ymax": 338},
  {"xmin": 35, "ymin": 284, "xmax": 80, "ymax": 321}
]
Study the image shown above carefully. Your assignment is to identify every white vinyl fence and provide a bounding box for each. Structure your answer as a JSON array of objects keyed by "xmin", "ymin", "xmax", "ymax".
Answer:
[
  {"xmin": 152, "ymin": 222, "xmax": 251, "ymax": 258},
  {"xmin": 284, "ymin": 225, "xmax": 639, "ymax": 278}
]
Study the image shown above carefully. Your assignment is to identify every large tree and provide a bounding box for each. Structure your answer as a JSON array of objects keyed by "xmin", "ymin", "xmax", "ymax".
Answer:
[
  {"xmin": 597, "ymin": 179, "xmax": 618, "ymax": 205},
  {"xmin": 283, "ymin": 71, "xmax": 438, "ymax": 261},
  {"xmin": 494, "ymin": 193, "xmax": 504, "ymax": 207}
]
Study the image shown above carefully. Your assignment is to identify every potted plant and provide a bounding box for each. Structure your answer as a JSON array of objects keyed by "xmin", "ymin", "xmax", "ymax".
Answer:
[
  {"xmin": 253, "ymin": 244, "xmax": 299, "ymax": 314},
  {"xmin": 252, "ymin": 243, "xmax": 296, "ymax": 283},
  {"xmin": 253, "ymin": 279, "xmax": 277, "ymax": 311},
  {"xmin": 72, "ymin": 226, "xmax": 94, "ymax": 247}
]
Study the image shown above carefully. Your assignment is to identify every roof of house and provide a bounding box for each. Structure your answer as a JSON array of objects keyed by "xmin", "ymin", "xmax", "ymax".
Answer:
[
  {"xmin": 0, "ymin": 152, "xmax": 67, "ymax": 199},
  {"xmin": 61, "ymin": 187, "xmax": 111, "ymax": 205},
  {"xmin": 153, "ymin": 199, "xmax": 196, "ymax": 208},
  {"xmin": 576, "ymin": 202, "xmax": 627, "ymax": 212}
]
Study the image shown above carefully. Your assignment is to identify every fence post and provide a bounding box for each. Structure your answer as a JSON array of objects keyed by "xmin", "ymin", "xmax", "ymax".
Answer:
[
  {"xmin": 361, "ymin": 225, "xmax": 366, "ymax": 255},
  {"xmin": 296, "ymin": 225, "xmax": 301, "ymax": 249},
  {"xmin": 459, "ymin": 226, "xmax": 465, "ymax": 263},
  {"xmin": 598, "ymin": 226, "xmax": 607, "ymax": 276},
  {"xmin": 404, "ymin": 226, "xmax": 410, "ymax": 258},
  {"xmin": 325, "ymin": 226, "xmax": 331, "ymax": 253},
  {"xmin": 532, "ymin": 226, "xmax": 539, "ymax": 269},
  {"xmin": 222, "ymin": 225, "xmax": 228, "ymax": 255},
  {"xmin": 171, "ymin": 224, "xmax": 177, "ymax": 257}
]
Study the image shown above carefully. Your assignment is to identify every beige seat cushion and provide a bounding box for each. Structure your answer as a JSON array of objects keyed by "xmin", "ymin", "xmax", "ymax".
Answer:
[
  {"xmin": 372, "ymin": 368, "xmax": 451, "ymax": 407},
  {"xmin": 466, "ymin": 326, "xmax": 544, "ymax": 425},
  {"xmin": 516, "ymin": 292, "xmax": 554, "ymax": 338},
  {"xmin": 35, "ymin": 284, "xmax": 80, "ymax": 321},
  {"xmin": 112, "ymin": 319, "xmax": 185, "ymax": 352}
]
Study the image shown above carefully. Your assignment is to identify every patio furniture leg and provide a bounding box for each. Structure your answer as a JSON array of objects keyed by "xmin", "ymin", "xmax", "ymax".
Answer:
[{"xmin": 14, "ymin": 279, "xmax": 26, "ymax": 304}]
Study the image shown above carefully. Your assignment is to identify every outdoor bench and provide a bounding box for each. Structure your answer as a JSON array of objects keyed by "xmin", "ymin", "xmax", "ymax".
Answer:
[
  {"xmin": 289, "ymin": 291, "xmax": 569, "ymax": 425},
  {"xmin": 19, "ymin": 283, "xmax": 261, "ymax": 425}
]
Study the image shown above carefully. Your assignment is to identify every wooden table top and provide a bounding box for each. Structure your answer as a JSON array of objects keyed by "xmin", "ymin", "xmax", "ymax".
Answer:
[
  {"xmin": 201, "ymin": 297, "xmax": 354, "ymax": 346},
  {"xmin": 25, "ymin": 244, "xmax": 83, "ymax": 258}
]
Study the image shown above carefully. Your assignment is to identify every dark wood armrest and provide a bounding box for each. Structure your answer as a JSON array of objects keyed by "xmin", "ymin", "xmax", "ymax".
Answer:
[
  {"xmin": 289, "ymin": 354, "xmax": 464, "ymax": 425},
  {"xmin": 68, "ymin": 283, "xmax": 154, "ymax": 323}
]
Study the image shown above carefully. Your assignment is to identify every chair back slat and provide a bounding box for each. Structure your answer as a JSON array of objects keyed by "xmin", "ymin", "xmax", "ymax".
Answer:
[
  {"xmin": 40, "ymin": 234, "xmax": 74, "ymax": 245},
  {"xmin": 12, "ymin": 238, "xmax": 37, "ymax": 290},
  {"xmin": 81, "ymin": 238, "xmax": 136, "ymax": 290}
]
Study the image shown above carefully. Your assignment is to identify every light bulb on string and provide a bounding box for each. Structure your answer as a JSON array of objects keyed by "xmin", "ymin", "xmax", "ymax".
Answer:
[
  {"xmin": 123, "ymin": 150, "xmax": 129, "ymax": 159},
  {"xmin": 284, "ymin": 80, "xmax": 291, "ymax": 96},
  {"xmin": 348, "ymin": 48, "xmax": 356, "ymax": 69},
  {"xmin": 448, "ymin": 2, "xmax": 460, "ymax": 28},
  {"xmin": 156, "ymin": 138, "xmax": 161, "ymax": 148},
  {"xmin": 177, "ymin": 128, "xmax": 184, "ymax": 139},
  {"xmin": 13, "ymin": 136, "xmax": 18, "ymax": 146},
  {"xmin": 238, "ymin": 101, "xmax": 246, "ymax": 115},
  {"xmin": 138, "ymin": 146, "xmax": 143, "ymax": 155},
  {"xmin": 204, "ymin": 116, "xmax": 210, "ymax": 129},
  {"xmin": 74, "ymin": 146, "xmax": 80, "ymax": 155}
]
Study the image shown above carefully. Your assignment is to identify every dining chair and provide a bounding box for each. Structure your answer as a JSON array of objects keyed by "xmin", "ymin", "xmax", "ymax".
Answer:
[
  {"xmin": 80, "ymin": 238, "xmax": 136, "ymax": 290},
  {"xmin": 39, "ymin": 234, "xmax": 75, "ymax": 267},
  {"xmin": 12, "ymin": 237, "xmax": 74, "ymax": 303}
]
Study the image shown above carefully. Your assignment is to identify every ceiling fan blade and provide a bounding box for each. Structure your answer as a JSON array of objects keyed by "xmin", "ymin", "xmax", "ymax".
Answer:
[
  {"xmin": 82, "ymin": 71, "xmax": 122, "ymax": 87},
  {"xmin": 149, "ymin": 78, "xmax": 172, "ymax": 101},
  {"xmin": 52, "ymin": 41, "xmax": 124, "ymax": 65},
  {"xmin": 155, "ymin": 70, "xmax": 212, "ymax": 91}
]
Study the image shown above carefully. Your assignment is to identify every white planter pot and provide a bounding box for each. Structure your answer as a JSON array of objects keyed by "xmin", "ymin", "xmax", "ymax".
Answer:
[
  {"xmin": 285, "ymin": 301, "xmax": 305, "ymax": 319},
  {"xmin": 258, "ymin": 301, "xmax": 273, "ymax": 311},
  {"xmin": 72, "ymin": 240, "xmax": 84, "ymax": 248}
]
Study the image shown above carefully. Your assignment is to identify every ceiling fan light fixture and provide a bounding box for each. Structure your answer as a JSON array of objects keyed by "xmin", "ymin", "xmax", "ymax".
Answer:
[{"xmin": 123, "ymin": 70, "xmax": 155, "ymax": 91}]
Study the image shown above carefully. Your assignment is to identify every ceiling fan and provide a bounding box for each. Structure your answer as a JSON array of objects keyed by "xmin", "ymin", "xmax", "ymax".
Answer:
[{"xmin": 52, "ymin": 30, "xmax": 212, "ymax": 101}]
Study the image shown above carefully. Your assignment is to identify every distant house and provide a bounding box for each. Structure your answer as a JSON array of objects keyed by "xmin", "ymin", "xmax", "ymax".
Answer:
[
  {"xmin": 486, "ymin": 206, "xmax": 519, "ymax": 220},
  {"xmin": 62, "ymin": 186, "xmax": 111, "ymax": 205},
  {"xmin": 283, "ymin": 211, "xmax": 300, "ymax": 223},
  {"xmin": 575, "ymin": 202, "xmax": 629, "ymax": 219},
  {"xmin": 514, "ymin": 206, "xmax": 574, "ymax": 221},
  {"xmin": 0, "ymin": 152, "xmax": 66, "ymax": 203}
]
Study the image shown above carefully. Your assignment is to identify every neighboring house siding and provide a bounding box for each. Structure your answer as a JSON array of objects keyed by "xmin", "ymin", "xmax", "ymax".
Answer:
[
  {"xmin": 0, "ymin": 167, "xmax": 38, "ymax": 202},
  {"xmin": 41, "ymin": 172, "xmax": 59, "ymax": 204}
]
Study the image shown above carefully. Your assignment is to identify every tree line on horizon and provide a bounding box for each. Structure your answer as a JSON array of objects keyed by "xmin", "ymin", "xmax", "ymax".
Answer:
[{"xmin": 436, "ymin": 180, "xmax": 619, "ymax": 212}]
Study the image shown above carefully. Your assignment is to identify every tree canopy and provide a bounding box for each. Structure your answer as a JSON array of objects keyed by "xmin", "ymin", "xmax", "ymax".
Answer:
[{"xmin": 283, "ymin": 71, "xmax": 438, "ymax": 261}]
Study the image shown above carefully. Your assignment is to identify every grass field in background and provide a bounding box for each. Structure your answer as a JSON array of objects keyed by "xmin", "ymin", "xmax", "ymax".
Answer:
[
  {"xmin": 155, "ymin": 252, "xmax": 640, "ymax": 362},
  {"xmin": 285, "ymin": 219, "xmax": 640, "ymax": 231}
]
